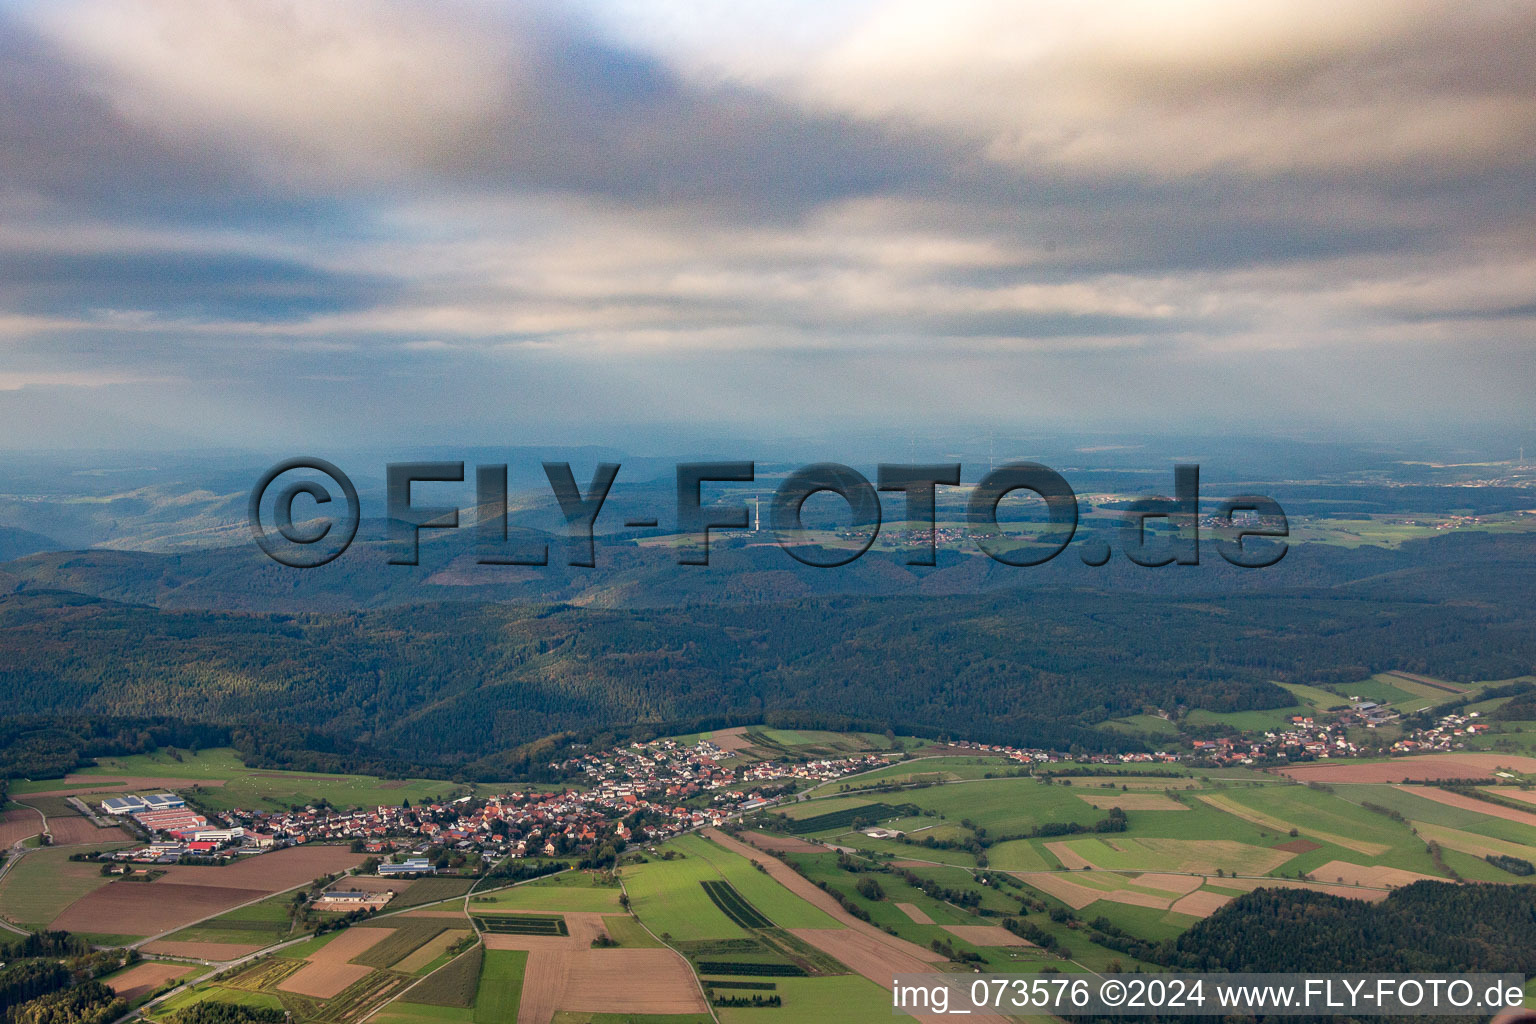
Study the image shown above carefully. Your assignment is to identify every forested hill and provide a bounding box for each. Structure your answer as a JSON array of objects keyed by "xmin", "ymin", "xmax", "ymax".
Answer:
[
  {"xmin": 3, "ymin": 526, "xmax": 1532, "ymax": 615},
  {"xmin": 2, "ymin": 544, "xmax": 1535, "ymax": 777},
  {"xmin": 1172, "ymin": 882, "xmax": 1536, "ymax": 973}
]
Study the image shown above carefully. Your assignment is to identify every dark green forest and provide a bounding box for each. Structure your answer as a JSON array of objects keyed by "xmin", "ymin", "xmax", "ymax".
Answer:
[
  {"xmin": 1171, "ymin": 882, "xmax": 1536, "ymax": 973},
  {"xmin": 1, "ymin": 528, "xmax": 1532, "ymax": 780}
]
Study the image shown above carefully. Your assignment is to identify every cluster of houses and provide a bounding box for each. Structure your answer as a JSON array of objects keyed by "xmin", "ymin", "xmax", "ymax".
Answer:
[
  {"xmin": 89, "ymin": 740, "xmax": 888, "ymax": 870},
  {"xmin": 1392, "ymin": 709, "xmax": 1489, "ymax": 754},
  {"xmin": 558, "ymin": 736, "xmax": 888, "ymax": 809},
  {"xmin": 940, "ymin": 739, "xmax": 1184, "ymax": 766}
]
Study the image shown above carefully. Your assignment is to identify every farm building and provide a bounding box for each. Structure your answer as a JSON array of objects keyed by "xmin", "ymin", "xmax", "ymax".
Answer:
[
  {"xmin": 378, "ymin": 857, "xmax": 435, "ymax": 875},
  {"xmin": 100, "ymin": 793, "xmax": 185, "ymax": 815}
]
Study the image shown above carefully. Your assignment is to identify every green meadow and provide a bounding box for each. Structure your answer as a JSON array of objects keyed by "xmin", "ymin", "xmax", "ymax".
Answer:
[
  {"xmin": 471, "ymin": 950, "xmax": 527, "ymax": 1024},
  {"xmin": 11, "ymin": 747, "xmax": 466, "ymax": 811}
]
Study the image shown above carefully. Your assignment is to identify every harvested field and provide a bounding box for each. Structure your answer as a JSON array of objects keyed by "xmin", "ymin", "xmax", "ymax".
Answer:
[
  {"xmin": 1075, "ymin": 793, "xmax": 1186, "ymax": 811},
  {"xmin": 277, "ymin": 925, "xmax": 395, "ymax": 999},
  {"xmin": 1383, "ymin": 671, "xmax": 1466, "ymax": 694},
  {"xmin": 1013, "ymin": 873, "xmax": 1107, "ymax": 909},
  {"xmin": 105, "ymin": 962, "xmax": 192, "ymax": 1001},
  {"xmin": 561, "ymin": 949, "xmax": 709, "ymax": 1014},
  {"xmin": 894, "ymin": 902, "xmax": 933, "ymax": 924},
  {"xmin": 1497, "ymin": 789, "xmax": 1536, "ymax": 806},
  {"xmin": 511, "ymin": 946, "xmax": 707, "ymax": 1024},
  {"xmin": 708, "ymin": 726, "xmax": 758, "ymax": 754},
  {"xmin": 735, "ymin": 831, "xmax": 825, "ymax": 854},
  {"xmin": 1401, "ymin": 787, "xmax": 1536, "ymax": 827},
  {"xmin": 1169, "ymin": 891, "xmax": 1233, "ymax": 918},
  {"xmin": 1278, "ymin": 755, "xmax": 1536, "ymax": 784},
  {"xmin": 1094, "ymin": 889, "xmax": 1169, "ymax": 909},
  {"xmin": 44, "ymin": 817, "xmax": 132, "ymax": 846},
  {"xmin": 279, "ymin": 961, "xmax": 372, "ymax": 999},
  {"xmin": 1011, "ymin": 872, "xmax": 1193, "ymax": 912},
  {"xmin": 140, "ymin": 939, "xmax": 264, "ymax": 960},
  {"xmin": 51, "ymin": 882, "xmax": 266, "ymax": 937},
  {"xmin": 942, "ymin": 925, "xmax": 1034, "ymax": 947},
  {"xmin": 1056, "ymin": 777, "xmax": 1197, "ymax": 790},
  {"xmin": 0, "ymin": 808, "xmax": 42, "ymax": 845},
  {"xmin": 313, "ymin": 926, "xmax": 397, "ymax": 960},
  {"xmin": 1311, "ymin": 860, "xmax": 1437, "ymax": 889},
  {"xmin": 1413, "ymin": 822, "xmax": 1536, "ymax": 861},
  {"xmin": 1044, "ymin": 843, "xmax": 1093, "ymax": 869},
  {"xmin": 1132, "ymin": 873, "xmax": 1204, "ymax": 895}
]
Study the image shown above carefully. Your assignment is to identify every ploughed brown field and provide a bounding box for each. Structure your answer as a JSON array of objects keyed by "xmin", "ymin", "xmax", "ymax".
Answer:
[
  {"xmin": 481, "ymin": 913, "xmax": 705, "ymax": 1024},
  {"xmin": 52, "ymin": 883, "xmax": 267, "ymax": 937},
  {"xmin": 45, "ymin": 817, "xmax": 133, "ymax": 846},
  {"xmin": 154, "ymin": 846, "xmax": 367, "ymax": 889},
  {"xmin": 141, "ymin": 940, "xmax": 266, "ymax": 960},
  {"xmin": 706, "ymin": 726, "xmax": 759, "ymax": 754},
  {"xmin": 105, "ymin": 961, "xmax": 193, "ymax": 1001},
  {"xmin": 1132, "ymin": 873, "xmax": 1203, "ymax": 895},
  {"xmin": 278, "ymin": 926, "xmax": 394, "ymax": 999},
  {"xmin": 0, "ymin": 808, "xmax": 41, "ymax": 845},
  {"xmin": 733, "ymin": 831, "xmax": 826, "ymax": 854},
  {"xmin": 1169, "ymin": 890, "xmax": 1234, "ymax": 918},
  {"xmin": 1274, "ymin": 838, "xmax": 1322, "ymax": 853},
  {"xmin": 942, "ymin": 924, "xmax": 1034, "ymax": 946},
  {"xmin": 1277, "ymin": 754, "xmax": 1536, "ymax": 783},
  {"xmin": 48, "ymin": 845, "xmax": 365, "ymax": 939}
]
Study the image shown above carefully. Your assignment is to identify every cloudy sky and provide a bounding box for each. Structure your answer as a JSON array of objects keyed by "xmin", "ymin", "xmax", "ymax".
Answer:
[{"xmin": 1, "ymin": 0, "xmax": 1533, "ymax": 449}]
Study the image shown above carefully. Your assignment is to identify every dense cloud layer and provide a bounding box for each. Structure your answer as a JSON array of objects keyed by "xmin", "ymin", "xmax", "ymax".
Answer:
[{"xmin": 0, "ymin": 0, "xmax": 1532, "ymax": 447}]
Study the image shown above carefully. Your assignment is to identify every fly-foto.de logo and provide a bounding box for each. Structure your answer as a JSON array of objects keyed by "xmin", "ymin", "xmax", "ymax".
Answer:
[{"xmin": 249, "ymin": 459, "xmax": 1287, "ymax": 571}]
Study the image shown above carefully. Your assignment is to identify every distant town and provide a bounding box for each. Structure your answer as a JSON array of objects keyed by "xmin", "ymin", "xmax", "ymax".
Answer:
[{"xmin": 90, "ymin": 736, "xmax": 888, "ymax": 869}]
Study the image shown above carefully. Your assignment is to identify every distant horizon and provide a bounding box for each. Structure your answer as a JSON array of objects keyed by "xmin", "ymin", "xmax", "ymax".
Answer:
[{"xmin": 1, "ymin": 1, "xmax": 1533, "ymax": 448}]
